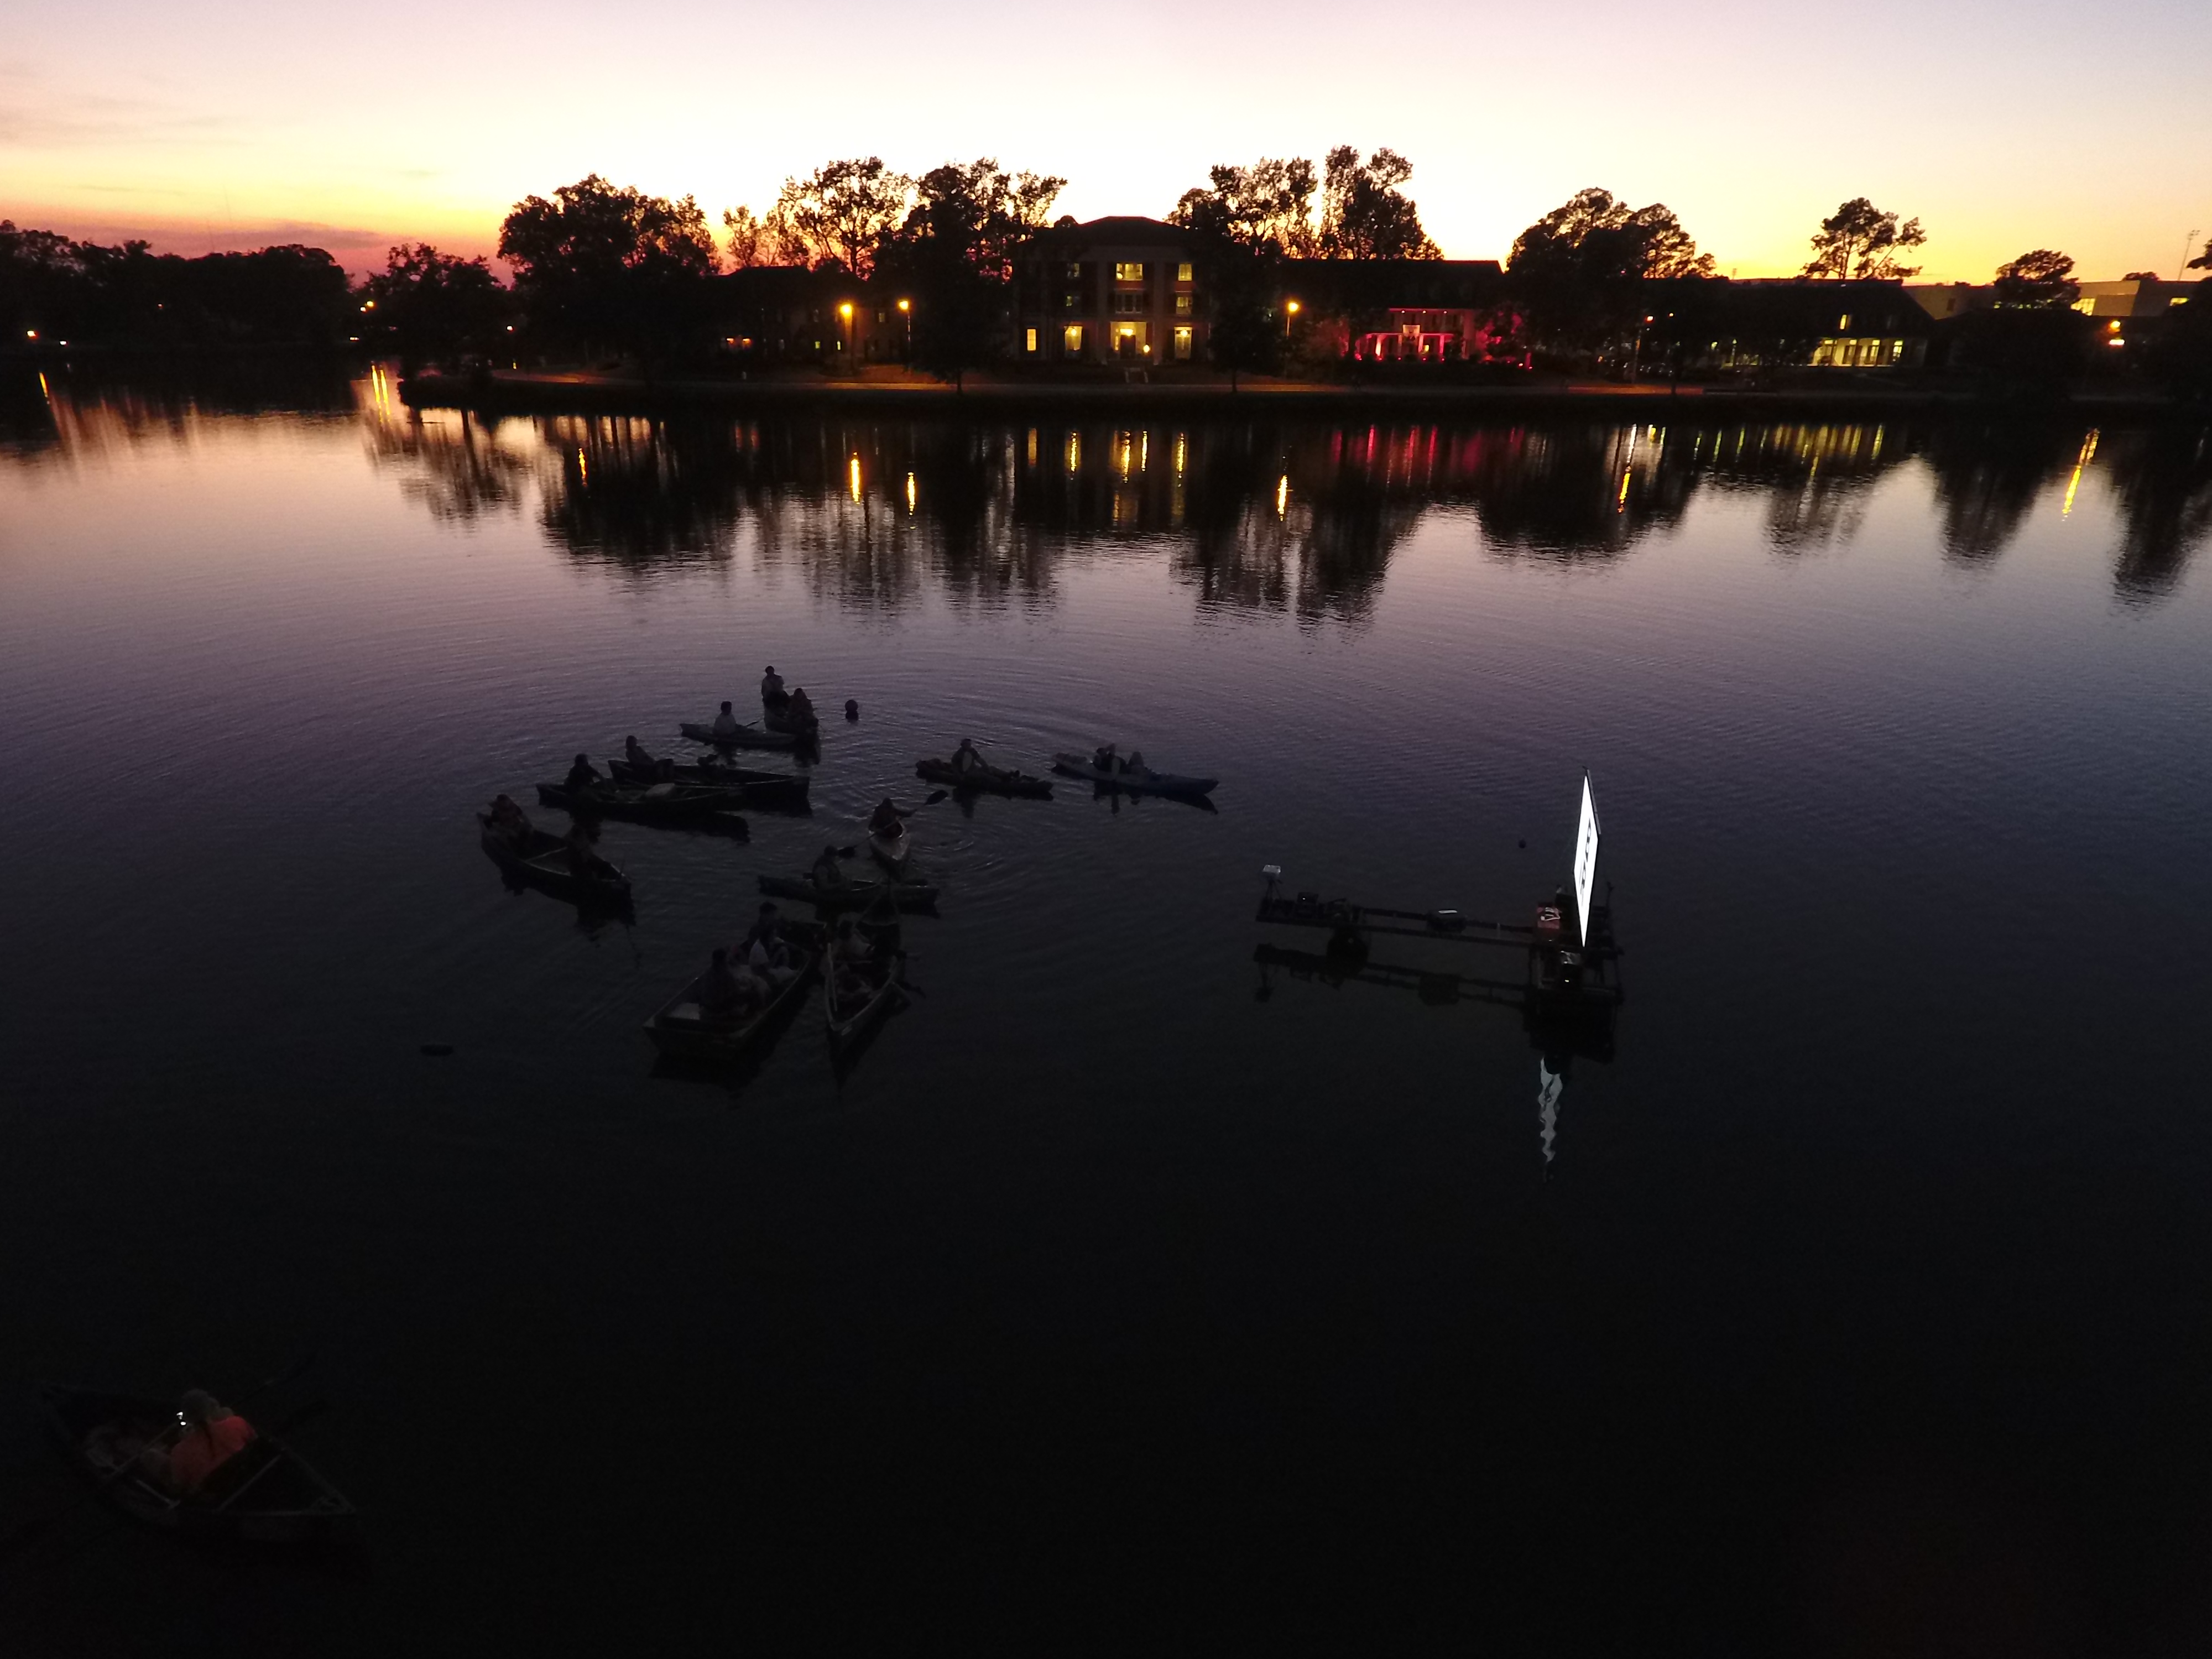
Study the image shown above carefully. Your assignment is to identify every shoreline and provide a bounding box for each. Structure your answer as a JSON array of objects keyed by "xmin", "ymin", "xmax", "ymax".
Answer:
[{"xmin": 399, "ymin": 368, "xmax": 2210, "ymax": 422}]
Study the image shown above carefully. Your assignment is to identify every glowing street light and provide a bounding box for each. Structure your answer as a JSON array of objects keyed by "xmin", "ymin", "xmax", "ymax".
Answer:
[
  {"xmin": 1284, "ymin": 298, "xmax": 1301, "ymax": 338},
  {"xmin": 838, "ymin": 301, "xmax": 854, "ymax": 367}
]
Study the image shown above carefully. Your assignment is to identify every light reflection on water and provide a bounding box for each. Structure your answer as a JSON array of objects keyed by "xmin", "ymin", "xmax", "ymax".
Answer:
[{"xmin": 2, "ymin": 366, "xmax": 2211, "ymax": 1650}]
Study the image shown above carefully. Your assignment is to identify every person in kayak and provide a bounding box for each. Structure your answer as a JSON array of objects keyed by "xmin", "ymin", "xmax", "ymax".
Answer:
[
  {"xmin": 711, "ymin": 701, "xmax": 742, "ymax": 741},
  {"xmin": 810, "ymin": 844, "xmax": 847, "ymax": 891},
  {"xmin": 698, "ymin": 948, "xmax": 762, "ymax": 1021},
  {"xmin": 739, "ymin": 901, "xmax": 783, "ymax": 957},
  {"xmin": 564, "ymin": 753, "xmax": 603, "ymax": 794},
  {"xmin": 738, "ymin": 902, "xmax": 796, "ymax": 985},
  {"xmin": 1121, "ymin": 749, "xmax": 1146, "ymax": 777},
  {"xmin": 868, "ymin": 798, "xmax": 905, "ymax": 838},
  {"xmin": 951, "ymin": 738, "xmax": 984, "ymax": 776},
  {"xmin": 787, "ymin": 686, "xmax": 816, "ymax": 726},
  {"xmin": 760, "ymin": 667, "xmax": 787, "ymax": 709},
  {"xmin": 1092, "ymin": 742, "xmax": 1118, "ymax": 773},
  {"xmin": 487, "ymin": 794, "xmax": 532, "ymax": 846},
  {"xmin": 562, "ymin": 820, "xmax": 598, "ymax": 876},
  {"xmin": 623, "ymin": 734, "xmax": 658, "ymax": 773},
  {"xmin": 145, "ymin": 1390, "xmax": 257, "ymax": 1494}
]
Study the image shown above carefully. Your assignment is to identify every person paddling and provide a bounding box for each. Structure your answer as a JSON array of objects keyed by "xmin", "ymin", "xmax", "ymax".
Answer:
[
  {"xmin": 787, "ymin": 686, "xmax": 816, "ymax": 727},
  {"xmin": 810, "ymin": 843, "xmax": 847, "ymax": 891},
  {"xmin": 623, "ymin": 734, "xmax": 656, "ymax": 771},
  {"xmin": 711, "ymin": 700, "xmax": 741, "ymax": 741},
  {"xmin": 564, "ymin": 753, "xmax": 603, "ymax": 795},
  {"xmin": 950, "ymin": 738, "xmax": 984, "ymax": 776},
  {"xmin": 760, "ymin": 667, "xmax": 787, "ymax": 710},
  {"xmin": 868, "ymin": 797, "xmax": 906, "ymax": 837}
]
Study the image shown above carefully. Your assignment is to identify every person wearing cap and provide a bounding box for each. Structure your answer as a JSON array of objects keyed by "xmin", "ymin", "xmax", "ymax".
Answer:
[{"xmin": 147, "ymin": 1390, "xmax": 257, "ymax": 1494}]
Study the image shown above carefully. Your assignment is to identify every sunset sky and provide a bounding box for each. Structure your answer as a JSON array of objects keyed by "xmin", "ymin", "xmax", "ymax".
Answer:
[{"xmin": 6, "ymin": 0, "xmax": 2210, "ymax": 281}]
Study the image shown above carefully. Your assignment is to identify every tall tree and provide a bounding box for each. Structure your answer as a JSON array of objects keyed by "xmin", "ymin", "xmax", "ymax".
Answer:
[
  {"xmin": 1317, "ymin": 148, "xmax": 1441, "ymax": 260},
  {"xmin": 499, "ymin": 175, "xmax": 718, "ymax": 360},
  {"xmin": 1992, "ymin": 249, "xmax": 2079, "ymax": 309},
  {"xmin": 765, "ymin": 158, "xmax": 913, "ymax": 279},
  {"xmin": 1507, "ymin": 187, "xmax": 1715, "ymax": 356},
  {"xmin": 875, "ymin": 158, "xmax": 1063, "ymax": 386},
  {"xmin": 1169, "ymin": 158, "xmax": 1318, "ymax": 255},
  {"xmin": 361, "ymin": 243, "xmax": 509, "ymax": 363},
  {"xmin": 722, "ymin": 206, "xmax": 768, "ymax": 270},
  {"xmin": 2187, "ymin": 237, "xmax": 2211, "ymax": 273},
  {"xmin": 1803, "ymin": 198, "xmax": 1926, "ymax": 280}
]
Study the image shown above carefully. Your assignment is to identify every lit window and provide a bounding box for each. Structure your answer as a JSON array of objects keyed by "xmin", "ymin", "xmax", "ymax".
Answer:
[
  {"xmin": 1176, "ymin": 263, "xmax": 1192, "ymax": 283},
  {"xmin": 1838, "ymin": 312, "xmax": 1851, "ymax": 331},
  {"xmin": 1064, "ymin": 325, "xmax": 1084, "ymax": 355},
  {"xmin": 1174, "ymin": 294, "xmax": 1193, "ymax": 316},
  {"xmin": 1026, "ymin": 327, "xmax": 1038, "ymax": 353},
  {"xmin": 1173, "ymin": 326, "xmax": 1193, "ymax": 361},
  {"xmin": 1066, "ymin": 263, "xmax": 1081, "ymax": 280},
  {"xmin": 1115, "ymin": 262, "xmax": 1145, "ymax": 282}
]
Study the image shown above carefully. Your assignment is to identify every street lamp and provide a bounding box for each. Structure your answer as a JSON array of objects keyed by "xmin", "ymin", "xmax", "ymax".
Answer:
[
  {"xmin": 839, "ymin": 301, "xmax": 853, "ymax": 367},
  {"xmin": 897, "ymin": 297, "xmax": 911, "ymax": 364},
  {"xmin": 1284, "ymin": 298, "xmax": 1301, "ymax": 339}
]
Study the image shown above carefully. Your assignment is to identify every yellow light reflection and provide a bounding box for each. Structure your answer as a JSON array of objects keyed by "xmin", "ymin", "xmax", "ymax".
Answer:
[
  {"xmin": 1616, "ymin": 468, "xmax": 1630, "ymax": 509},
  {"xmin": 2062, "ymin": 429, "xmax": 2100, "ymax": 517},
  {"xmin": 849, "ymin": 455, "xmax": 862, "ymax": 501},
  {"xmin": 1275, "ymin": 474, "xmax": 1288, "ymax": 518},
  {"xmin": 905, "ymin": 471, "xmax": 916, "ymax": 514}
]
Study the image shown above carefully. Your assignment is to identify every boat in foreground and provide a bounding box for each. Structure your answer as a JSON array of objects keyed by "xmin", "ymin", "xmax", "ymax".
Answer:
[
  {"xmin": 868, "ymin": 824, "xmax": 912, "ymax": 877},
  {"xmin": 608, "ymin": 757, "xmax": 809, "ymax": 807},
  {"xmin": 914, "ymin": 758, "xmax": 1053, "ymax": 799},
  {"xmin": 642, "ymin": 932, "xmax": 823, "ymax": 1061},
  {"xmin": 40, "ymin": 1385, "xmax": 357, "ymax": 1547},
  {"xmin": 758, "ymin": 873, "xmax": 939, "ymax": 910},
  {"xmin": 825, "ymin": 941, "xmax": 904, "ymax": 1048},
  {"xmin": 679, "ymin": 720, "xmax": 798, "ymax": 752},
  {"xmin": 535, "ymin": 781, "xmax": 749, "ymax": 836},
  {"xmin": 478, "ymin": 815, "xmax": 632, "ymax": 905},
  {"xmin": 1050, "ymin": 753, "xmax": 1219, "ymax": 798}
]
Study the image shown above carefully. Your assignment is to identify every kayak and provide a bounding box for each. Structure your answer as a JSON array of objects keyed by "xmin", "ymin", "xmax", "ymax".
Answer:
[
  {"xmin": 1050, "ymin": 753, "xmax": 1218, "ymax": 797},
  {"xmin": 758, "ymin": 873, "xmax": 939, "ymax": 910},
  {"xmin": 825, "ymin": 941, "xmax": 904, "ymax": 1048},
  {"xmin": 535, "ymin": 781, "xmax": 749, "ymax": 836},
  {"xmin": 680, "ymin": 720, "xmax": 798, "ymax": 752},
  {"xmin": 40, "ymin": 1385, "xmax": 357, "ymax": 1547},
  {"xmin": 607, "ymin": 757, "xmax": 809, "ymax": 808},
  {"xmin": 478, "ymin": 815, "xmax": 632, "ymax": 905},
  {"xmin": 915, "ymin": 758, "xmax": 1053, "ymax": 799},
  {"xmin": 643, "ymin": 933, "xmax": 822, "ymax": 1061},
  {"xmin": 868, "ymin": 823, "xmax": 911, "ymax": 877}
]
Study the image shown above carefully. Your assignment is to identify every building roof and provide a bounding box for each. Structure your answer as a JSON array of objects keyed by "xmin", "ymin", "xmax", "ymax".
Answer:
[{"xmin": 1013, "ymin": 216, "xmax": 1204, "ymax": 256}]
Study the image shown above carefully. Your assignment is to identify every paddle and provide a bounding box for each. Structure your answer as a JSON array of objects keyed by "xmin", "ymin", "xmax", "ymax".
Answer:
[{"xmin": 0, "ymin": 1347, "xmax": 321, "ymax": 1559}]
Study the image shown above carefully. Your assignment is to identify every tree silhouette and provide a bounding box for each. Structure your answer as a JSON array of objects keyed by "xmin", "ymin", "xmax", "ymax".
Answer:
[
  {"xmin": 765, "ymin": 159, "xmax": 913, "ymax": 279},
  {"xmin": 722, "ymin": 206, "xmax": 768, "ymax": 270},
  {"xmin": 1992, "ymin": 249, "xmax": 2078, "ymax": 309},
  {"xmin": 1169, "ymin": 158, "xmax": 1319, "ymax": 255},
  {"xmin": 1317, "ymin": 148, "xmax": 1441, "ymax": 260},
  {"xmin": 498, "ymin": 176, "xmax": 718, "ymax": 362},
  {"xmin": 874, "ymin": 159, "xmax": 1063, "ymax": 385},
  {"xmin": 1803, "ymin": 199, "xmax": 1926, "ymax": 279},
  {"xmin": 362, "ymin": 243, "xmax": 509, "ymax": 366},
  {"xmin": 1507, "ymin": 187, "xmax": 1715, "ymax": 354}
]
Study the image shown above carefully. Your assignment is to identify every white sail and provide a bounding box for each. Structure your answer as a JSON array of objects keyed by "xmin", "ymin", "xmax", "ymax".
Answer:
[{"xmin": 1572, "ymin": 774, "xmax": 1601, "ymax": 948}]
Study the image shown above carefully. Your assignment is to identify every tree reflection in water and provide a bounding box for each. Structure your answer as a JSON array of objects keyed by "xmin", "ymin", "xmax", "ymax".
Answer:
[{"xmin": 358, "ymin": 403, "xmax": 2212, "ymax": 611}]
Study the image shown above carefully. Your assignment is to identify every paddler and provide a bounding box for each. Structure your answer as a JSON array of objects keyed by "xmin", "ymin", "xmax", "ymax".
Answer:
[
  {"xmin": 711, "ymin": 700, "xmax": 742, "ymax": 741},
  {"xmin": 487, "ymin": 794, "xmax": 532, "ymax": 846},
  {"xmin": 951, "ymin": 738, "xmax": 984, "ymax": 776},
  {"xmin": 868, "ymin": 797, "xmax": 905, "ymax": 837},
  {"xmin": 760, "ymin": 666, "xmax": 787, "ymax": 709},
  {"xmin": 810, "ymin": 843, "xmax": 847, "ymax": 891},
  {"xmin": 1092, "ymin": 742, "xmax": 1118, "ymax": 773},
  {"xmin": 787, "ymin": 686, "xmax": 816, "ymax": 726},
  {"xmin": 564, "ymin": 753, "xmax": 603, "ymax": 796},
  {"xmin": 623, "ymin": 734, "xmax": 657, "ymax": 772}
]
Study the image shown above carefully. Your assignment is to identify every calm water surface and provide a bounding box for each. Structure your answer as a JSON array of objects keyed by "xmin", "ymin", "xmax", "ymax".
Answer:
[{"xmin": 3, "ymin": 368, "xmax": 2210, "ymax": 1651}]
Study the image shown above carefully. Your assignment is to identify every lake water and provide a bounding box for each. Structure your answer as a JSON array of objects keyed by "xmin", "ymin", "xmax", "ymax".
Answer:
[{"xmin": 3, "ymin": 366, "xmax": 2210, "ymax": 1652}]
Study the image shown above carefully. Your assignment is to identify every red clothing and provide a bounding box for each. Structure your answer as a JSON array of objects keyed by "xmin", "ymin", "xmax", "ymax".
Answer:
[{"xmin": 170, "ymin": 1413, "xmax": 255, "ymax": 1490}]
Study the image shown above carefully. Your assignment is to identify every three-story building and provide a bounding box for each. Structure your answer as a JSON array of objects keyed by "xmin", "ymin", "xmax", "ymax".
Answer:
[{"xmin": 1010, "ymin": 217, "xmax": 1208, "ymax": 366}]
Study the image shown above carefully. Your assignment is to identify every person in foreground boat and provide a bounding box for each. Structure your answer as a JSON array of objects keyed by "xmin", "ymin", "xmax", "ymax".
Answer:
[
  {"xmin": 486, "ymin": 794, "xmax": 532, "ymax": 846},
  {"xmin": 141, "ymin": 1389, "xmax": 256, "ymax": 1494},
  {"xmin": 1121, "ymin": 749, "xmax": 1145, "ymax": 776},
  {"xmin": 698, "ymin": 947, "xmax": 767, "ymax": 1022},
  {"xmin": 563, "ymin": 820, "xmax": 599, "ymax": 877},
  {"xmin": 712, "ymin": 701, "xmax": 742, "ymax": 741},
  {"xmin": 564, "ymin": 753, "xmax": 603, "ymax": 795},
  {"xmin": 787, "ymin": 686, "xmax": 815, "ymax": 727},
  {"xmin": 738, "ymin": 902, "xmax": 797, "ymax": 987},
  {"xmin": 760, "ymin": 667, "xmax": 787, "ymax": 709},
  {"xmin": 810, "ymin": 843, "xmax": 847, "ymax": 891},
  {"xmin": 868, "ymin": 797, "xmax": 906, "ymax": 837},
  {"xmin": 951, "ymin": 738, "xmax": 984, "ymax": 776},
  {"xmin": 1092, "ymin": 742, "xmax": 1118, "ymax": 773},
  {"xmin": 623, "ymin": 734, "xmax": 661, "ymax": 775}
]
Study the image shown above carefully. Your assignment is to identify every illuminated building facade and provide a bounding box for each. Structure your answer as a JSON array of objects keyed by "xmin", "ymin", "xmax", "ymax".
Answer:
[{"xmin": 1010, "ymin": 217, "xmax": 1207, "ymax": 365}]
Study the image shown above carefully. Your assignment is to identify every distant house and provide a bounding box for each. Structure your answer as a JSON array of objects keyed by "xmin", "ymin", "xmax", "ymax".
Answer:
[
  {"xmin": 1646, "ymin": 278, "xmax": 1933, "ymax": 370},
  {"xmin": 1280, "ymin": 259, "xmax": 1509, "ymax": 362},
  {"xmin": 1009, "ymin": 217, "xmax": 1208, "ymax": 365},
  {"xmin": 709, "ymin": 267, "xmax": 912, "ymax": 367}
]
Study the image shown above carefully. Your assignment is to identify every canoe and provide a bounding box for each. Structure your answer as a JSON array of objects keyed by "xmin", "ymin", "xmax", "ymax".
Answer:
[
  {"xmin": 478, "ymin": 815, "xmax": 632, "ymax": 904},
  {"xmin": 643, "ymin": 935, "xmax": 822, "ymax": 1062},
  {"xmin": 915, "ymin": 758, "xmax": 1053, "ymax": 799},
  {"xmin": 824, "ymin": 941, "xmax": 904, "ymax": 1048},
  {"xmin": 758, "ymin": 873, "xmax": 939, "ymax": 911},
  {"xmin": 868, "ymin": 824, "xmax": 911, "ymax": 877},
  {"xmin": 535, "ymin": 781, "xmax": 749, "ymax": 836},
  {"xmin": 1050, "ymin": 753, "xmax": 1219, "ymax": 797},
  {"xmin": 680, "ymin": 720, "xmax": 798, "ymax": 753},
  {"xmin": 607, "ymin": 758, "xmax": 809, "ymax": 808},
  {"xmin": 40, "ymin": 1385, "xmax": 357, "ymax": 1547}
]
